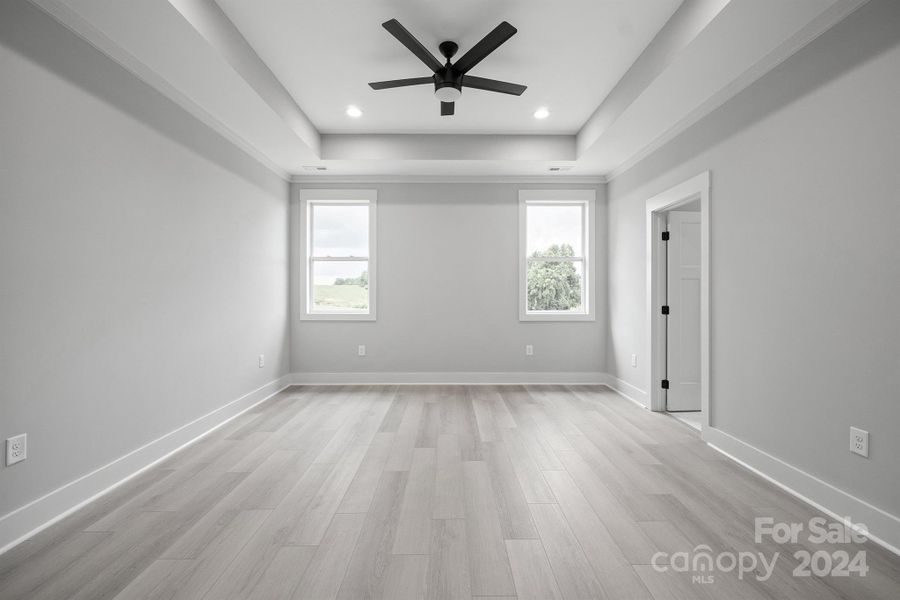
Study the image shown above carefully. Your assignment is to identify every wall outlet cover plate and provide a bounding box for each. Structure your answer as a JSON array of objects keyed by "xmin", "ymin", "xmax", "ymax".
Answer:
[
  {"xmin": 850, "ymin": 427, "xmax": 869, "ymax": 458},
  {"xmin": 6, "ymin": 434, "xmax": 27, "ymax": 466}
]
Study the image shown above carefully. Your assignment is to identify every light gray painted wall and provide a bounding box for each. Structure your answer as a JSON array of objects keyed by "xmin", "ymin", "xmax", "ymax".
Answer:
[
  {"xmin": 607, "ymin": 0, "xmax": 900, "ymax": 515},
  {"xmin": 291, "ymin": 183, "xmax": 607, "ymax": 375},
  {"xmin": 0, "ymin": 0, "xmax": 290, "ymax": 518}
]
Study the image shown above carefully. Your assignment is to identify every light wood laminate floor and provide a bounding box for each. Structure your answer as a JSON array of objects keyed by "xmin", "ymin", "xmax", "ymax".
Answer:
[{"xmin": 1, "ymin": 385, "xmax": 898, "ymax": 599}]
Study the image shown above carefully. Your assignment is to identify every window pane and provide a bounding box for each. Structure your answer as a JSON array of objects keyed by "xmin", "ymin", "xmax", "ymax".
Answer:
[
  {"xmin": 312, "ymin": 260, "xmax": 369, "ymax": 312},
  {"xmin": 311, "ymin": 204, "xmax": 369, "ymax": 257},
  {"xmin": 526, "ymin": 204, "xmax": 583, "ymax": 257},
  {"xmin": 527, "ymin": 260, "xmax": 584, "ymax": 312}
]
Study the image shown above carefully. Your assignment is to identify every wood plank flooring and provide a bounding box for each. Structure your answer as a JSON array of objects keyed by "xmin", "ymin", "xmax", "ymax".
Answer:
[{"xmin": 1, "ymin": 385, "xmax": 898, "ymax": 599}]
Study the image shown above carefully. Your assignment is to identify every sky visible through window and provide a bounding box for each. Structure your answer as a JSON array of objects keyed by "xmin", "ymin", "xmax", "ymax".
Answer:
[
  {"xmin": 527, "ymin": 204, "xmax": 583, "ymax": 256},
  {"xmin": 312, "ymin": 204, "xmax": 368, "ymax": 285}
]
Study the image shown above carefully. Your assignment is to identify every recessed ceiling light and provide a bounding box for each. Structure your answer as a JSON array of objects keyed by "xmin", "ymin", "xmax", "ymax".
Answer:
[
  {"xmin": 346, "ymin": 105, "xmax": 362, "ymax": 118},
  {"xmin": 533, "ymin": 107, "xmax": 550, "ymax": 120}
]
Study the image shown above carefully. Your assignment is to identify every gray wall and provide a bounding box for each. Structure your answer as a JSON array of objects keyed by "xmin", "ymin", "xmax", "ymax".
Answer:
[
  {"xmin": 607, "ymin": 0, "xmax": 900, "ymax": 515},
  {"xmin": 0, "ymin": 0, "xmax": 290, "ymax": 518},
  {"xmin": 291, "ymin": 183, "xmax": 607, "ymax": 375}
]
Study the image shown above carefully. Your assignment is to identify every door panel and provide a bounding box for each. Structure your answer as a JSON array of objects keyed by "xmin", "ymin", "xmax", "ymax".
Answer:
[
  {"xmin": 666, "ymin": 211, "xmax": 701, "ymax": 411},
  {"xmin": 681, "ymin": 278, "xmax": 701, "ymax": 382}
]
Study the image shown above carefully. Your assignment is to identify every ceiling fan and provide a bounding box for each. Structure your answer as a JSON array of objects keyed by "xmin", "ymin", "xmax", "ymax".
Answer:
[{"xmin": 369, "ymin": 19, "xmax": 527, "ymax": 116}]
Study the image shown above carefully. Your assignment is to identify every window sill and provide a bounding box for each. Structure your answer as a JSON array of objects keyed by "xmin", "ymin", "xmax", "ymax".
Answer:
[
  {"xmin": 300, "ymin": 313, "xmax": 376, "ymax": 322},
  {"xmin": 520, "ymin": 312, "xmax": 595, "ymax": 322}
]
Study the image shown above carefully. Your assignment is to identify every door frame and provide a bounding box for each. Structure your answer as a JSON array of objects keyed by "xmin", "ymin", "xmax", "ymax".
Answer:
[{"xmin": 645, "ymin": 172, "xmax": 710, "ymax": 428}]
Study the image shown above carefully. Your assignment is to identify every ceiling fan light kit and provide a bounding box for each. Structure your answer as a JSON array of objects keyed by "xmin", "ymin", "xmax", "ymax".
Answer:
[
  {"xmin": 369, "ymin": 19, "xmax": 527, "ymax": 116},
  {"xmin": 434, "ymin": 82, "xmax": 461, "ymax": 103}
]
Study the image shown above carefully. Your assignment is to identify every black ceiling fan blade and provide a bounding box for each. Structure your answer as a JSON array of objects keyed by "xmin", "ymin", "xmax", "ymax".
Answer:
[
  {"xmin": 462, "ymin": 75, "xmax": 526, "ymax": 96},
  {"xmin": 369, "ymin": 77, "xmax": 434, "ymax": 90},
  {"xmin": 382, "ymin": 19, "xmax": 443, "ymax": 73},
  {"xmin": 452, "ymin": 21, "xmax": 517, "ymax": 74},
  {"xmin": 441, "ymin": 101, "xmax": 455, "ymax": 116}
]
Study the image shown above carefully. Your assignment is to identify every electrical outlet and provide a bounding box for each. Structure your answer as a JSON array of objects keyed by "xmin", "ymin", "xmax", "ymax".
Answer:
[
  {"xmin": 850, "ymin": 427, "xmax": 869, "ymax": 458},
  {"xmin": 525, "ymin": 344, "xmax": 534, "ymax": 356},
  {"xmin": 6, "ymin": 434, "xmax": 27, "ymax": 466},
  {"xmin": 358, "ymin": 345, "xmax": 366, "ymax": 357},
  {"xmin": 631, "ymin": 354, "xmax": 637, "ymax": 368},
  {"xmin": 258, "ymin": 354, "xmax": 265, "ymax": 368}
]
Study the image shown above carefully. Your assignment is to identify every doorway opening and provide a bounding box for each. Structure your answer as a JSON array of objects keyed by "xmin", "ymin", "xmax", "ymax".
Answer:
[{"xmin": 645, "ymin": 172, "xmax": 710, "ymax": 433}]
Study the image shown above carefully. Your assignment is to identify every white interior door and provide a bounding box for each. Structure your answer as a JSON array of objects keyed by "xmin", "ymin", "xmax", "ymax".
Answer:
[{"xmin": 666, "ymin": 211, "xmax": 702, "ymax": 411}]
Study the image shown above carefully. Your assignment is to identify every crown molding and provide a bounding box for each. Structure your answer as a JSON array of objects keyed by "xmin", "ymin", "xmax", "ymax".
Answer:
[
  {"xmin": 29, "ymin": 0, "xmax": 292, "ymax": 181},
  {"xmin": 605, "ymin": 0, "xmax": 869, "ymax": 183},
  {"xmin": 168, "ymin": 0, "xmax": 320, "ymax": 158},
  {"xmin": 31, "ymin": 0, "xmax": 864, "ymax": 187},
  {"xmin": 290, "ymin": 174, "xmax": 607, "ymax": 185}
]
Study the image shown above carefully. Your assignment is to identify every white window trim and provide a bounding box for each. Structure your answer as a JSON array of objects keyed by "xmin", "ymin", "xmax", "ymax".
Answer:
[
  {"xmin": 519, "ymin": 189, "xmax": 596, "ymax": 322},
  {"xmin": 299, "ymin": 189, "xmax": 377, "ymax": 321}
]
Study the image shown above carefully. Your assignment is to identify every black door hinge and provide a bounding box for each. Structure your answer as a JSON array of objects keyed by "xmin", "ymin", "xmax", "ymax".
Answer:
[
  {"xmin": 661, "ymin": 231, "xmax": 670, "ymax": 241},
  {"xmin": 661, "ymin": 305, "xmax": 670, "ymax": 315},
  {"xmin": 661, "ymin": 379, "xmax": 670, "ymax": 389}
]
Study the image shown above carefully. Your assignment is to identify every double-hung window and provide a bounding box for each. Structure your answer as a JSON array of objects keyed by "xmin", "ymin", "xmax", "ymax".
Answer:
[
  {"xmin": 519, "ymin": 190, "xmax": 595, "ymax": 321},
  {"xmin": 300, "ymin": 189, "xmax": 376, "ymax": 320}
]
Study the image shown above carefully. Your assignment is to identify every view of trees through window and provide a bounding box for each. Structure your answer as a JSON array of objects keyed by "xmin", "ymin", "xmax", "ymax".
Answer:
[
  {"xmin": 527, "ymin": 244, "xmax": 583, "ymax": 311},
  {"xmin": 525, "ymin": 202, "xmax": 587, "ymax": 313}
]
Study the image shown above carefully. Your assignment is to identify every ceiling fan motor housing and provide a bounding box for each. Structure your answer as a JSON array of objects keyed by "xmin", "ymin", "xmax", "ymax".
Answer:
[{"xmin": 434, "ymin": 69, "xmax": 462, "ymax": 102}]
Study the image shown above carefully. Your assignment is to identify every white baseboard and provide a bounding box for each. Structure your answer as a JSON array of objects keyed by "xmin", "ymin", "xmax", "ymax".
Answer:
[
  {"xmin": 290, "ymin": 371, "xmax": 608, "ymax": 385},
  {"xmin": 703, "ymin": 426, "xmax": 900, "ymax": 557},
  {"xmin": 9, "ymin": 374, "xmax": 895, "ymax": 565},
  {"xmin": 601, "ymin": 374, "xmax": 649, "ymax": 408},
  {"xmin": 0, "ymin": 375, "xmax": 291, "ymax": 556}
]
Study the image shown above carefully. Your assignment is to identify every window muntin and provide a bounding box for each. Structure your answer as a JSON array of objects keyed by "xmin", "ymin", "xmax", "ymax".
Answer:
[{"xmin": 519, "ymin": 190, "xmax": 594, "ymax": 321}]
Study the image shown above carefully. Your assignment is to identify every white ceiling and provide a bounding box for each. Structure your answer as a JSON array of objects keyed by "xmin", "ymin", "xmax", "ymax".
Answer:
[
  {"xmin": 30, "ymin": 0, "xmax": 869, "ymax": 178},
  {"xmin": 213, "ymin": 0, "xmax": 682, "ymax": 134}
]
